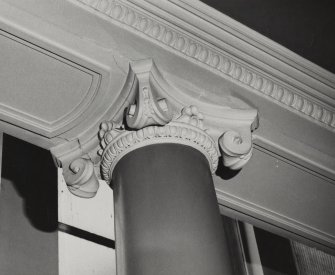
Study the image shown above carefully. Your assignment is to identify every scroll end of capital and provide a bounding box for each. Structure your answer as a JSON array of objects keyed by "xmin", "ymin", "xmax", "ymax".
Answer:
[
  {"xmin": 218, "ymin": 126, "xmax": 256, "ymax": 170},
  {"xmin": 63, "ymin": 158, "xmax": 100, "ymax": 198}
]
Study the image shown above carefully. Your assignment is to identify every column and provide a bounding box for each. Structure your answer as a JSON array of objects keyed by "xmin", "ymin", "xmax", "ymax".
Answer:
[
  {"xmin": 113, "ymin": 143, "xmax": 233, "ymax": 275},
  {"xmin": 59, "ymin": 60, "xmax": 258, "ymax": 275},
  {"xmin": 96, "ymin": 104, "xmax": 241, "ymax": 275}
]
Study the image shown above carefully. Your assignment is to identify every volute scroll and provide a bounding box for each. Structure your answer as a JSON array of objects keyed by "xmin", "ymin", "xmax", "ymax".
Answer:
[{"xmin": 62, "ymin": 158, "xmax": 100, "ymax": 198}]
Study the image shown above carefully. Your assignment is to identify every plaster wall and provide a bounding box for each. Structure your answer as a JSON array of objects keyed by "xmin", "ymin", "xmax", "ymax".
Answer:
[
  {"xmin": 0, "ymin": 134, "xmax": 58, "ymax": 275},
  {"xmin": 0, "ymin": 178, "xmax": 58, "ymax": 275}
]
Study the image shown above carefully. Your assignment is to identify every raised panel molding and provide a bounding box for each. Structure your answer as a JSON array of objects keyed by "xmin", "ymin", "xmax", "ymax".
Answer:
[
  {"xmin": 0, "ymin": 31, "xmax": 101, "ymax": 138},
  {"xmin": 73, "ymin": 0, "xmax": 335, "ymax": 132}
]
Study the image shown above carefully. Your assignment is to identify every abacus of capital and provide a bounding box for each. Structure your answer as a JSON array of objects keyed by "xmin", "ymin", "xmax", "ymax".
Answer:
[{"xmin": 60, "ymin": 59, "xmax": 258, "ymax": 275}]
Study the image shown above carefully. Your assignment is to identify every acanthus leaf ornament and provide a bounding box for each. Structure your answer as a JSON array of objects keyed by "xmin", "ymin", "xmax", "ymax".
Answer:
[{"xmin": 125, "ymin": 60, "xmax": 173, "ymax": 129}]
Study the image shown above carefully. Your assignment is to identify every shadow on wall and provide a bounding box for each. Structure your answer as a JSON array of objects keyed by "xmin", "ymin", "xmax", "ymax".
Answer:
[
  {"xmin": 1, "ymin": 134, "xmax": 58, "ymax": 232},
  {"xmin": 215, "ymin": 156, "xmax": 241, "ymax": 180}
]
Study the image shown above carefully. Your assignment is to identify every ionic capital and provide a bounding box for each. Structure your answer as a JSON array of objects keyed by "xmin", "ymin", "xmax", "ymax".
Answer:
[
  {"xmin": 60, "ymin": 59, "xmax": 258, "ymax": 196},
  {"xmin": 99, "ymin": 105, "xmax": 219, "ymax": 184}
]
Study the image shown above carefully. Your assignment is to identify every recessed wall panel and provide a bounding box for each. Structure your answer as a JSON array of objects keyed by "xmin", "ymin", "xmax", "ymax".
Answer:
[{"xmin": 0, "ymin": 32, "xmax": 100, "ymax": 137}]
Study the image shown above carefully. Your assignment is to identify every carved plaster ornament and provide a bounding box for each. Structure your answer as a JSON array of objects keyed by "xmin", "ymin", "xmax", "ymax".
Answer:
[
  {"xmin": 125, "ymin": 60, "xmax": 173, "ymax": 129},
  {"xmin": 62, "ymin": 158, "xmax": 100, "ymax": 198},
  {"xmin": 99, "ymin": 105, "xmax": 220, "ymax": 184},
  {"xmin": 98, "ymin": 103, "xmax": 258, "ymax": 185},
  {"xmin": 219, "ymin": 122, "xmax": 257, "ymax": 170},
  {"xmin": 59, "ymin": 59, "xmax": 258, "ymax": 196},
  {"xmin": 126, "ymin": 82, "xmax": 171, "ymax": 129}
]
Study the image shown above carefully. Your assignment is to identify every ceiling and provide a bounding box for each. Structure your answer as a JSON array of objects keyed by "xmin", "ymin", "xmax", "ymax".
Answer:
[{"xmin": 201, "ymin": 0, "xmax": 335, "ymax": 74}]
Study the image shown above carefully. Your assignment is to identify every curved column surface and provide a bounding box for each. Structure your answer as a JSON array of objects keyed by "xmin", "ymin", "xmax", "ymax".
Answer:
[{"xmin": 112, "ymin": 143, "xmax": 233, "ymax": 275}]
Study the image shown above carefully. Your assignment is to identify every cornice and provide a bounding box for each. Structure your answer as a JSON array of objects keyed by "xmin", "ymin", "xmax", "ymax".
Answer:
[
  {"xmin": 157, "ymin": 0, "xmax": 335, "ymax": 91},
  {"xmin": 74, "ymin": 0, "xmax": 335, "ymax": 132}
]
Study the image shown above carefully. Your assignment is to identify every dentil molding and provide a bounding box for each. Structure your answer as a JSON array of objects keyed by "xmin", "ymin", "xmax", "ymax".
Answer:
[
  {"xmin": 73, "ymin": 0, "xmax": 335, "ymax": 132},
  {"xmin": 61, "ymin": 59, "xmax": 258, "ymax": 197}
]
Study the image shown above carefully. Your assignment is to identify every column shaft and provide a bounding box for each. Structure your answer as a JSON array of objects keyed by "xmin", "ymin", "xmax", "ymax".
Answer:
[{"xmin": 113, "ymin": 143, "xmax": 233, "ymax": 275}]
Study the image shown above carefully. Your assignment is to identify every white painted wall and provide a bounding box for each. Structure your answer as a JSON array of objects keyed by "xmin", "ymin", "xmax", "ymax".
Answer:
[
  {"xmin": 58, "ymin": 168, "xmax": 116, "ymax": 274},
  {"xmin": 58, "ymin": 169, "xmax": 115, "ymax": 240},
  {"xmin": 59, "ymin": 232, "xmax": 116, "ymax": 275}
]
